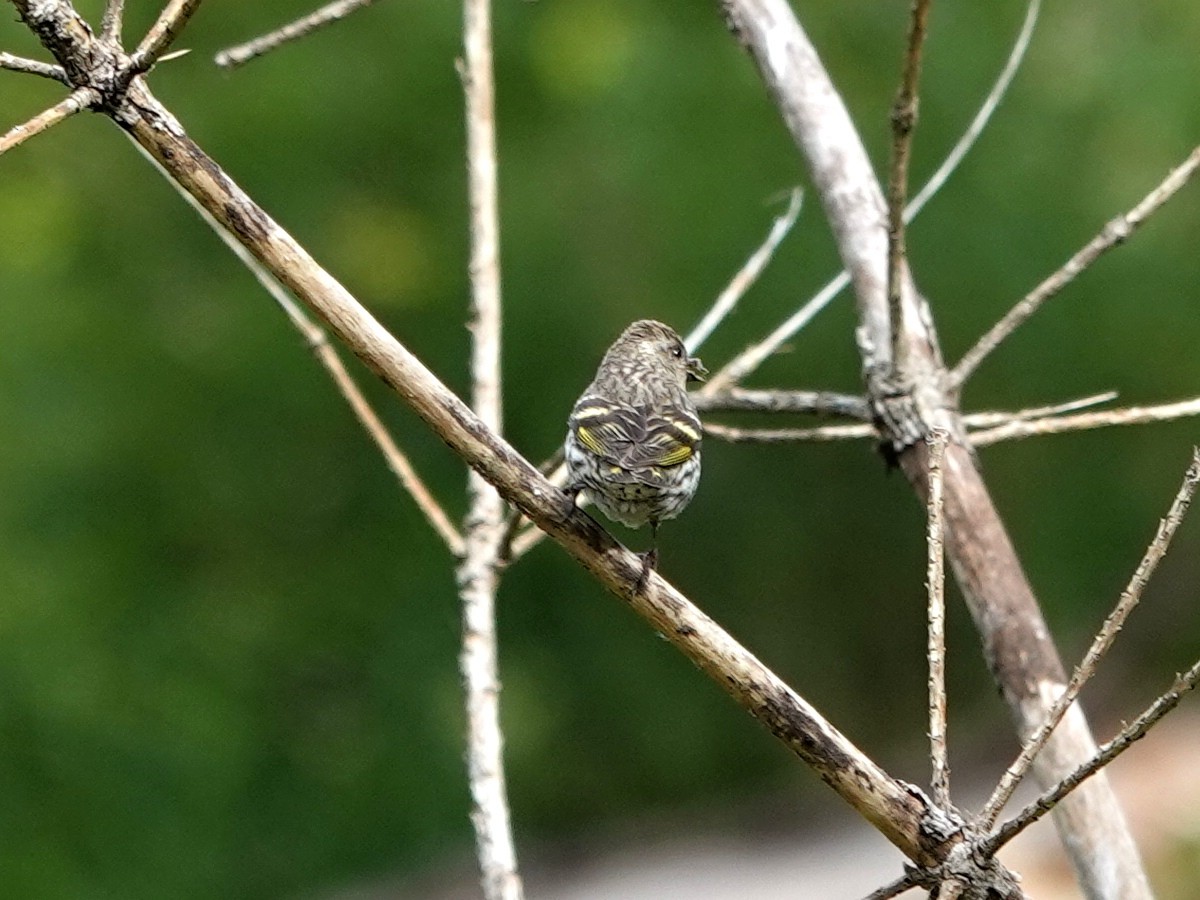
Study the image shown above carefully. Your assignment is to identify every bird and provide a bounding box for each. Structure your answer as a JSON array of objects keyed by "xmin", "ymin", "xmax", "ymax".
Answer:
[{"xmin": 564, "ymin": 319, "xmax": 706, "ymax": 586}]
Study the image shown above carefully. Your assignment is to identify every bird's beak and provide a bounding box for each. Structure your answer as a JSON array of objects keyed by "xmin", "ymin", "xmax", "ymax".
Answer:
[{"xmin": 686, "ymin": 356, "xmax": 708, "ymax": 383}]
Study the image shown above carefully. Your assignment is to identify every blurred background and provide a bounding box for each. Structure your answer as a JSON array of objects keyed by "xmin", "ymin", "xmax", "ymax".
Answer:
[{"xmin": 1, "ymin": 1, "xmax": 1198, "ymax": 897}]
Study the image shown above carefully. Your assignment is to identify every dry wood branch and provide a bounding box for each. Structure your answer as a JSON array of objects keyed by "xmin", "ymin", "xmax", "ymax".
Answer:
[
  {"xmin": 0, "ymin": 86, "xmax": 97, "ymax": 156},
  {"xmin": 703, "ymin": 0, "xmax": 1037, "ymax": 394},
  {"xmin": 961, "ymin": 390, "xmax": 1117, "ymax": 429},
  {"xmin": 970, "ymin": 396, "xmax": 1200, "ymax": 447},
  {"xmin": 986, "ymin": 655, "xmax": 1200, "ymax": 855},
  {"xmin": 125, "ymin": 136, "xmax": 465, "ymax": 555},
  {"xmin": 925, "ymin": 430, "xmax": 951, "ymax": 809},
  {"xmin": 458, "ymin": 0, "xmax": 522, "ymax": 896},
  {"xmin": 700, "ymin": 270, "xmax": 850, "ymax": 395},
  {"xmin": 704, "ymin": 422, "xmax": 875, "ymax": 443},
  {"xmin": 100, "ymin": 0, "xmax": 125, "ymax": 42},
  {"xmin": 952, "ymin": 142, "xmax": 1200, "ymax": 387},
  {"xmin": 886, "ymin": 0, "xmax": 933, "ymax": 371},
  {"xmin": 0, "ymin": 51, "xmax": 67, "ymax": 82},
  {"xmin": 979, "ymin": 448, "xmax": 1200, "ymax": 827},
  {"xmin": 863, "ymin": 872, "xmax": 919, "ymax": 900},
  {"xmin": 131, "ymin": 0, "xmax": 202, "ymax": 73},
  {"xmin": 685, "ymin": 188, "xmax": 803, "ymax": 355},
  {"xmin": 214, "ymin": 0, "xmax": 379, "ymax": 70},
  {"xmin": 693, "ymin": 387, "xmax": 869, "ymax": 419}
]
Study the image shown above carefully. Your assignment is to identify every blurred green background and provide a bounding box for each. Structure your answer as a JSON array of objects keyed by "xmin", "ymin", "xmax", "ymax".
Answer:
[{"xmin": 2, "ymin": 0, "xmax": 1198, "ymax": 897}]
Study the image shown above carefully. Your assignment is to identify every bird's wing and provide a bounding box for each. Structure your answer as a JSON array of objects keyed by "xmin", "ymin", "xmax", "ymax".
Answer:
[{"xmin": 571, "ymin": 397, "xmax": 700, "ymax": 469}]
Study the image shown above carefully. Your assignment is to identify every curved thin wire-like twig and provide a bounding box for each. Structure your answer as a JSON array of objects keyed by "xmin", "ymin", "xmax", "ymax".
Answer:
[
  {"xmin": 702, "ymin": 0, "xmax": 1040, "ymax": 393},
  {"xmin": 214, "ymin": 0, "xmax": 379, "ymax": 70},
  {"xmin": 685, "ymin": 188, "xmax": 803, "ymax": 355}
]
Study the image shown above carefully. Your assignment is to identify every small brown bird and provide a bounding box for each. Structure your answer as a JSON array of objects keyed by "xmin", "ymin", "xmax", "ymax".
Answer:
[{"xmin": 565, "ymin": 320, "xmax": 706, "ymax": 584}]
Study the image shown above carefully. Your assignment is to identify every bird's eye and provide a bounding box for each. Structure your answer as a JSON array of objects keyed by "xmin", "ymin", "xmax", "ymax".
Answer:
[{"xmin": 671, "ymin": 345, "xmax": 683, "ymax": 359}]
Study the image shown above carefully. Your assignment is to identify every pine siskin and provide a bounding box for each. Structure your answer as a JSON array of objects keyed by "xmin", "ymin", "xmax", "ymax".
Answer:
[{"xmin": 565, "ymin": 319, "xmax": 706, "ymax": 582}]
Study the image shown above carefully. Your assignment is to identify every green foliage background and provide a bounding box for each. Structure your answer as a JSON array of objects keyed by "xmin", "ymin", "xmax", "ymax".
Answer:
[{"xmin": 1, "ymin": 1, "xmax": 1198, "ymax": 896}]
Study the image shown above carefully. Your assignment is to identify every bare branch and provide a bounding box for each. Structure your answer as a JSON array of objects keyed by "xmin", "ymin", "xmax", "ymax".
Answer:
[
  {"xmin": 684, "ymin": 188, "xmax": 803, "ymax": 354},
  {"xmin": 123, "ymin": 136, "xmax": 465, "ymax": 555},
  {"xmin": 960, "ymin": 390, "xmax": 1117, "ymax": 429},
  {"xmin": 0, "ymin": 51, "xmax": 67, "ymax": 82},
  {"xmin": 214, "ymin": 0, "xmax": 379, "ymax": 70},
  {"xmin": 100, "ymin": 0, "xmax": 125, "ymax": 42},
  {"xmin": 979, "ymin": 448, "xmax": 1200, "ymax": 827},
  {"xmin": 952, "ymin": 142, "xmax": 1200, "ymax": 387},
  {"xmin": 925, "ymin": 430, "xmax": 951, "ymax": 809},
  {"xmin": 457, "ymin": 0, "xmax": 521, "ymax": 897},
  {"xmin": 130, "ymin": 0, "xmax": 203, "ymax": 73},
  {"xmin": 700, "ymin": 270, "xmax": 850, "ymax": 395},
  {"xmin": 886, "ymin": 0, "xmax": 933, "ymax": 371},
  {"xmin": 703, "ymin": 0, "xmax": 1039, "ymax": 393},
  {"xmin": 703, "ymin": 421, "xmax": 876, "ymax": 443},
  {"xmin": 970, "ymin": 396, "xmax": 1200, "ymax": 447},
  {"xmin": 0, "ymin": 86, "xmax": 97, "ymax": 157},
  {"xmin": 986, "ymin": 655, "xmax": 1200, "ymax": 855},
  {"xmin": 863, "ymin": 871, "xmax": 920, "ymax": 900},
  {"xmin": 693, "ymin": 387, "xmax": 869, "ymax": 419}
]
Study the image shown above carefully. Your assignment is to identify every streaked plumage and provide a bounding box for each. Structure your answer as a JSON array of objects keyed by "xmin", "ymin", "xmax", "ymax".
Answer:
[{"xmin": 565, "ymin": 320, "xmax": 705, "ymax": 578}]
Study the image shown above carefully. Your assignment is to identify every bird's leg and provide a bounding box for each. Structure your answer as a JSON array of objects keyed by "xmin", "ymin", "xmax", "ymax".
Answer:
[
  {"xmin": 637, "ymin": 521, "xmax": 660, "ymax": 590},
  {"xmin": 561, "ymin": 481, "xmax": 585, "ymax": 519}
]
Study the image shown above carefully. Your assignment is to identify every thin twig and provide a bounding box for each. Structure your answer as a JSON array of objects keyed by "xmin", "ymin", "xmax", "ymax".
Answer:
[
  {"xmin": 693, "ymin": 388, "xmax": 869, "ymax": 420},
  {"xmin": 985, "ymin": 655, "xmax": 1200, "ymax": 855},
  {"xmin": 214, "ymin": 0, "xmax": 379, "ymax": 70},
  {"xmin": 684, "ymin": 188, "xmax": 803, "ymax": 354},
  {"xmin": 100, "ymin": 0, "xmax": 126, "ymax": 42},
  {"xmin": 0, "ymin": 51, "xmax": 68, "ymax": 83},
  {"xmin": 970, "ymin": 396, "xmax": 1200, "ymax": 447},
  {"xmin": 863, "ymin": 871, "xmax": 920, "ymax": 900},
  {"xmin": 130, "ymin": 0, "xmax": 203, "ymax": 73},
  {"xmin": 458, "ymin": 0, "xmax": 522, "ymax": 896},
  {"xmin": 886, "ymin": 0, "xmax": 933, "ymax": 372},
  {"xmin": 952, "ymin": 142, "xmax": 1200, "ymax": 387},
  {"xmin": 123, "ymin": 137, "xmax": 465, "ymax": 555},
  {"xmin": 0, "ymin": 86, "xmax": 97, "ymax": 157},
  {"xmin": 960, "ymin": 390, "xmax": 1117, "ymax": 428},
  {"xmin": 700, "ymin": 270, "xmax": 850, "ymax": 395},
  {"xmin": 979, "ymin": 448, "xmax": 1200, "ymax": 827},
  {"xmin": 703, "ymin": 422, "xmax": 876, "ymax": 443},
  {"xmin": 926, "ymin": 430, "xmax": 951, "ymax": 809}
]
